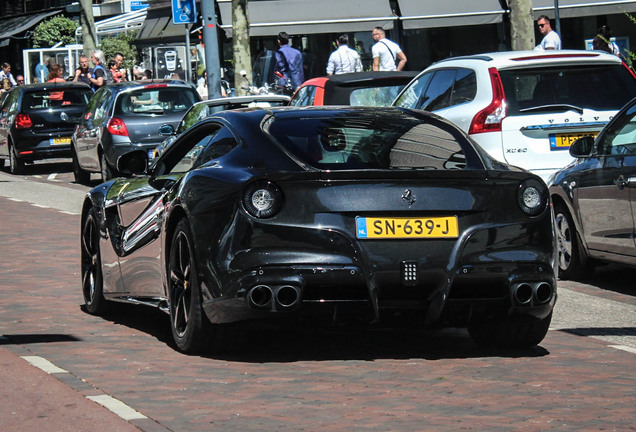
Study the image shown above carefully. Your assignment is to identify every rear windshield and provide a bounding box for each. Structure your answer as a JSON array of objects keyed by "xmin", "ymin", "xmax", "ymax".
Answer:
[
  {"xmin": 499, "ymin": 64, "xmax": 636, "ymax": 115},
  {"xmin": 265, "ymin": 112, "xmax": 471, "ymax": 170},
  {"xmin": 22, "ymin": 88, "xmax": 92, "ymax": 109},
  {"xmin": 116, "ymin": 87, "xmax": 198, "ymax": 115},
  {"xmin": 348, "ymin": 85, "xmax": 408, "ymax": 106}
]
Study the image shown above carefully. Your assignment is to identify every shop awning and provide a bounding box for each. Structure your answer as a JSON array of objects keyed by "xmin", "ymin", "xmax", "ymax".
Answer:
[
  {"xmin": 397, "ymin": 0, "xmax": 506, "ymax": 29},
  {"xmin": 533, "ymin": 0, "xmax": 636, "ymax": 18},
  {"xmin": 137, "ymin": 8, "xmax": 191, "ymax": 41},
  {"xmin": 0, "ymin": 10, "xmax": 60, "ymax": 47},
  {"xmin": 76, "ymin": 10, "xmax": 147, "ymax": 39},
  {"xmin": 217, "ymin": 0, "xmax": 397, "ymax": 37}
]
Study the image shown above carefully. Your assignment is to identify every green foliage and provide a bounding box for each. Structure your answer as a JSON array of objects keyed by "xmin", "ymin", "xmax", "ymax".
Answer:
[
  {"xmin": 98, "ymin": 33, "xmax": 138, "ymax": 70},
  {"xmin": 31, "ymin": 16, "xmax": 78, "ymax": 48}
]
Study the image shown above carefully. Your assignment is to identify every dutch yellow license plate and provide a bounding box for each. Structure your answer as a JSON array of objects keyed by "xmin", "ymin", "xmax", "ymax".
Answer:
[
  {"xmin": 549, "ymin": 132, "xmax": 597, "ymax": 150},
  {"xmin": 50, "ymin": 137, "xmax": 71, "ymax": 145},
  {"xmin": 356, "ymin": 216, "xmax": 459, "ymax": 239}
]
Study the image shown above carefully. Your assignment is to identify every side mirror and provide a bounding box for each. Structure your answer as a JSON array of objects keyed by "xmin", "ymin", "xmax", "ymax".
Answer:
[
  {"xmin": 569, "ymin": 135, "xmax": 595, "ymax": 158},
  {"xmin": 158, "ymin": 124, "xmax": 175, "ymax": 136},
  {"xmin": 117, "ymin": 150, "xmax": 148, "ymax": 176}
]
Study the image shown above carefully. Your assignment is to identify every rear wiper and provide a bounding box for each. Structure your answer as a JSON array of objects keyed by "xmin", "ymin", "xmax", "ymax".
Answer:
[{"xmin": 519, "ymin": 104, "xmax": 584, "ymax": 114}]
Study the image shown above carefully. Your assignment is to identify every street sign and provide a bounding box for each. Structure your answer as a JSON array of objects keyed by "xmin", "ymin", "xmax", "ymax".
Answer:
[{"xmin": 171, "ymin": 0, "xmax": 197, "ymax": 25}]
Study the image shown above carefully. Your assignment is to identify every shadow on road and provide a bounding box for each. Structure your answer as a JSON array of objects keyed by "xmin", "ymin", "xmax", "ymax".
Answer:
[
  {"xmin": 90, "ymin": 303, "xmax": 550, "ymax": 362},
  {"xmin": 578, "ymin": 263, "xmax": 636, "ymax": 297}
]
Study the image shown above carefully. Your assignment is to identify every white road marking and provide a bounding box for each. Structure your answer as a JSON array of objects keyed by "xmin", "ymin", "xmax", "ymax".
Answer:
[
  {"xmin": 608, "ymin": 345, "xmax": 636, "ymax": 354},
  {"xmin": 47, "ymin": 173, "xmax": 58, "ymax": 181},
  {"xmin": 21, "ymin": 356, "xmax": 68, "ymax": 374},
  {"xmin": 87, "ymin": 394, "xmax": 148, "ymax": 420}
]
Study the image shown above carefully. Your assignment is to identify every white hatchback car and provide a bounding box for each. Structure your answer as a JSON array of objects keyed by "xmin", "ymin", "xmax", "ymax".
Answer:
[{"xmin": 394, "ymin": 50, "xmax": 636, "ymax": 181}]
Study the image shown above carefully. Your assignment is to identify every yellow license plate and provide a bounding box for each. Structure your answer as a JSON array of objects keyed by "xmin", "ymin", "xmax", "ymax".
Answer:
[
  {"xmin": 550, "ymin": 132, "xmax": 597, "ymax": 150},
  {"xmin": 356, "ymin": 216, "xmax": 459, "ymax": 239},
  {"xmin": 50, "ymin": 137, "xmax": 71, "ymax": 145}
]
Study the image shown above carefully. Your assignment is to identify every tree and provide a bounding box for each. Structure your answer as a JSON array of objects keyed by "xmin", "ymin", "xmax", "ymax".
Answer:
[
  {"xmin": 99, "ymin": 33, "xmax": 138, "ymax": 70},
  {"xmin": 509, "ymin": 0, "xmax": 535, "ymax": 51},
  {"xmin": 79, "ymin": 0, "xmax": 96, "ymax": 57},
  {"xmin": 233, "ymin": 0, "xmax": 252, "ymax": 96},
  {"xmin": 31, "ymin": 16, "xmax": 79, "ymax": 48}
]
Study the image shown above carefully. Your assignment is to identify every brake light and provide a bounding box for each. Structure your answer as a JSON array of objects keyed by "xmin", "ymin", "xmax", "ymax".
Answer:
[
  {"xmin": 107, "ymin": 117, "xmax": 129, "ymax": 136},
  {"xmin": 15, "ymin": 113, "xmax": 32, "ymax": 129},
  {"xmin": 143, "ymin": 84, "xmax": 168, "ymax": 89},
  {"xmin": 469, "ymin": 67, "xmax": 506, "ymax": 134}
]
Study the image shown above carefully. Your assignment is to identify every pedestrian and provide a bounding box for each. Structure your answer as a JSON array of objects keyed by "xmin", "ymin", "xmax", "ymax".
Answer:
[
  {"xmin": 113, "ymin": 52, "xmax": 127, "ymax": 81},
  {"xmin": 535, "ymin": 15, "xmax": 561, "ymax": 50},
  {"xmin": 274, "ymin": 31, "xmax": 304, "ymax": 89},
  {"xmin": 109, "ymin": 60, "xmax": 123, "ymax": 83},
  {"xmin": 73, "ymin": 54, "xmax": 92, "ymax": 85},
  {"xmin": 47, "ymin": 63, "xmax": 65, "ymax": 102},
  {"xmin": 0, "ymin": 63, "xmax": 17, "ymax": 87},
  {"xmin": 371, "ymin": 27, "xmax": 407, "ymax": 71},
  {"xmin": 16, "ymin": 75, "xmax": 24, "ymax": 85},
  {"xmin": 326, "ymin": 34, "xmax": 362, "ymax": 75},
  {"xmin": 88, "ymin": 50, "xmax": 107, "ymax": 91},
  {"xmin": 35, "ymin": 55, "xmax": 50, "ymax": 83},
  {"xmin": 593, "ymin": 25, "xmax": 620, "ymax": 56}
]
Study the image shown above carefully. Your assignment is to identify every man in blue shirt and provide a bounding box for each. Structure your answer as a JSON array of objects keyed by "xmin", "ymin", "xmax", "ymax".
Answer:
[
  {"xmin": 35, "ymin": 55, "xmax": 50, "ymax": 83},
  {"xmin": 274, "ymin": 32, "xmax": 304, "ymax": 89}
]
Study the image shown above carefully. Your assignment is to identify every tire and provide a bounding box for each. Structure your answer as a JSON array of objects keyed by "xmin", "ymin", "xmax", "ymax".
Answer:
[
  {"xmin": 0, "ymin": 158, "xmax": 5, "ymax": 169},
  {"xmin": 81, "ymin": 207, "xmax": 110, "ymax": 315},
  {"xmin": 9, "ymin": 143, "xmax": 24, "ymax": 175},
  {"xmin": 554, "ymin": 202, "xmax": 591, "ymax": 280},
  {"xmin": 72, "ymin": 147, "xmax": 90, "ymax": 184},
  {"xmin": 100, "ymin": 153, "xmax": 113, "ymax": 182},
  {"xmin": 168, "ymin": 219, "xmax": 214, "ymax": 353},
  {"xmin": 468, "ymin": 312, "xmax": 552, "ymax": 349}
]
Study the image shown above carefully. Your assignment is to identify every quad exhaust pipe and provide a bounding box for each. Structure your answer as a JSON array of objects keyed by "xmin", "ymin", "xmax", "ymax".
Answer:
[
  {"xmin": 247, "ymin": 284, "xmax": 300, "ymax": 310},
  {"xmin": 511, "ymin": 282, "xmax": 553, "ymax": 306}
]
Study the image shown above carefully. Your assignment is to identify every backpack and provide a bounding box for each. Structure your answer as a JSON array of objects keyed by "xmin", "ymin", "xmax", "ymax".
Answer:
[{"xmin": 93, "ymin": 64, "xmax": 114, "ymax": 87}]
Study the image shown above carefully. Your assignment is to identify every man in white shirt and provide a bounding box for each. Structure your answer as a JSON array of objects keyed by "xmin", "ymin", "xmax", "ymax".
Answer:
[
  {"xmin": 326, "ymin": 34, "xmax": 362, "ymax": 75},
  {"xmin": 371, "ymin": 27, "xmax": 407, "ymax": 71},
  {"xmin": 536, "ymin": 15, "xmax": 561, "ymax": 50}
]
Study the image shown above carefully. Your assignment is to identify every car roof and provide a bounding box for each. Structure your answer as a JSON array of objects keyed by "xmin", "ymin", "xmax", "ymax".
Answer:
[
  {"xmin": 429, "ymin": 49, "xmax": 623, "ymax": 70},
  {"xmin": 201, "ymin": 94, "xmax": 291, "ymax": 106}
]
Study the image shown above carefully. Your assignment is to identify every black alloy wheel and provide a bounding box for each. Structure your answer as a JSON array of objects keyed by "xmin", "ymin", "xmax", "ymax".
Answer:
[
  {"xmin": 81, "ymin": 207, "xmax": 109, "ymax": 314},
  {"xmin": 168, "ymin": 219, "xmax": 213, "ymax": 353},
  {"xmin": 100, "ymin": 153, "xmax": 113, "ymax": 182},
  {"xmin": 72, "ymin": 146, "xmax": 90, "ymax": 184},
  {"xmin": 9, "ymin": 143, "xmax": 24, "ymax": 175},
  {"xmin": 553, "ymin": 202, "xmax": 591, "ymax": 280}
]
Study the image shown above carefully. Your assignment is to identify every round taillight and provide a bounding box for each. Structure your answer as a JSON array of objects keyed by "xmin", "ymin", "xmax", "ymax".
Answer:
[
  {"xmin": 242, "ymin": 181, "xmax": 283, "ymax": 218},
  {"xmin": 107, "ymin": 117, "xmax": 129, "ymax": 136},
  {"xmin": 518, "ymin": 178, "xmax": 548, "ymax": 216}
]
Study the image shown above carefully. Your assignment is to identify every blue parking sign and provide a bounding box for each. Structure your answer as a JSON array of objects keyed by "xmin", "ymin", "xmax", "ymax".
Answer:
[{"xmin": 171, "ymin": 0, "xmax": 197, "ymax": 24}]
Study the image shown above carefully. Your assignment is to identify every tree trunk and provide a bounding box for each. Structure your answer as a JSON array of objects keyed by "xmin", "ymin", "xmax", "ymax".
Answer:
[
  {"xmin": 79, "ymin": 0, "xmax": 96, "ymax": 56},
  {"xmin": 233, "ymin": 0, "xmax": 252, "ymax": 96},
  {"xmin": 509, "ymin": 0, "xmax": 535, "ymax": 51}
]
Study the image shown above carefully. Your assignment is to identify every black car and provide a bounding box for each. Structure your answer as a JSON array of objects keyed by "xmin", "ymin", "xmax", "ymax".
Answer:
[
  {"xmin": 72, "ymin": 80, "xmax": 200, "ymax": 183},
  {"xmin": 81, "ymin": 106, "xmax": 556, "ymax": 353},
  {"xmin": 0, "ymin": 82, "xmax": 92, "ymax": 174},
  {"xmin": 550, "ymin": 97, "xmax": 636, "ymax": 280}
]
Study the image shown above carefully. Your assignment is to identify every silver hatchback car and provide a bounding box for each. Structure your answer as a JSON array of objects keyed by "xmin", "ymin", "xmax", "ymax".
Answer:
[{"xmin": 72, "ymin": 80, "xmax": 200, "ymax": 183}]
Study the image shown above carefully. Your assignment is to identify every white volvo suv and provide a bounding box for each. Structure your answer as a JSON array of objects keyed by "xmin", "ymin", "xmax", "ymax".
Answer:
[{"xmin": 394, "ymin": 50, "xmax": 636, "ymax": 182}]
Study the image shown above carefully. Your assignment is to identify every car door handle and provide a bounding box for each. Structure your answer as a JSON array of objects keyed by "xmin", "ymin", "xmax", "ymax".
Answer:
[{"xmin": 614, "ymin": 176, "xmax": 627, "ymax": 189}]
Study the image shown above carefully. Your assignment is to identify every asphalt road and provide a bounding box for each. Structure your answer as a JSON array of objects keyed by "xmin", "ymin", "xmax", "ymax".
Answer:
[{"xmin": 1, "ymin": 160, "xmax": 635, "ymax": 431}]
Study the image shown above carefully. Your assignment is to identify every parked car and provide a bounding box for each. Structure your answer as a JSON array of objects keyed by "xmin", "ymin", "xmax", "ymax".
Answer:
[
  {"xmin": 80, "ymin": 106, "xmax": 556, "ymax": 353},
  {"xmin": 0, "ymin": 82, "xmax": 92, "ymax": 174},
  {"xmin": 550, "ymin": 96, "xmax": 636, "ymax": 280},
  {"xmin": 155, "ymin": 94, "xmax": 291, "ymax": 156},
  {"xmin": 71, "ymin": 80, "xmax": 200, "ymax": 183},
  {"xmin": 393, "ymin": 50, "xmax": 636, "ymax": 182},
  {"xmin": 289, "ymin": 71, "xmax": 418, "ymax": 107}
]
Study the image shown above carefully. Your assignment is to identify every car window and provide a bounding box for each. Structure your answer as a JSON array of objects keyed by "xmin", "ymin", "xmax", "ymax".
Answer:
[
  {"xmin": 266, "ymin": 113, "xmax": 470, "ymax": 170},
  {"xmin": 423, "ymin": 69, "xmax": 457, "ymax": 111},
  {"xmin": 94, "ymin": 91, "xmax": 114, "ymax": 123},
  {"xmin": 116, "ymin": 87, "xmax": 198, "ymax": 115},
  {"xmin": 193, "ymin": 127, "xmax": 238, "ymax": 167},
  {"xmin": 349, "ymin": 85, "xmax": 407, "ymax": 107},
  {"xmin": 290, "ymin": 85, "xmax": 316, "ymax": 106},
  {"xmin": 451, "ymin": 68, "xmax": 477, "ymax": 106},
  {"xmin": 177, "ymin": 104, "xmax": 208, "ymax": 134},
  {"xmin": 1, "ymin": 90, "xmax": 19, "ymax": 115},
  {"xmin": 499, "ymin": 64, "xmax": 636, "ymax": 115},
  {"xmin": 21, "ymin": 89, "xmax": 92, "ymax": 109},
  {"xmin": 394, "ymin": 72, "xmax": 434, "ymax": 109},
  {"xmin": 599, "ymin": 104, "xmax": 636, "ymax": 155}
]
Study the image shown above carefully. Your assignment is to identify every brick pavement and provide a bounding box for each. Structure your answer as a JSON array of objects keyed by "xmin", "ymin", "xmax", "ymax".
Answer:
[{"xmin": 1, "ymin": 195, "xmax": 636, "ymax": 431}]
